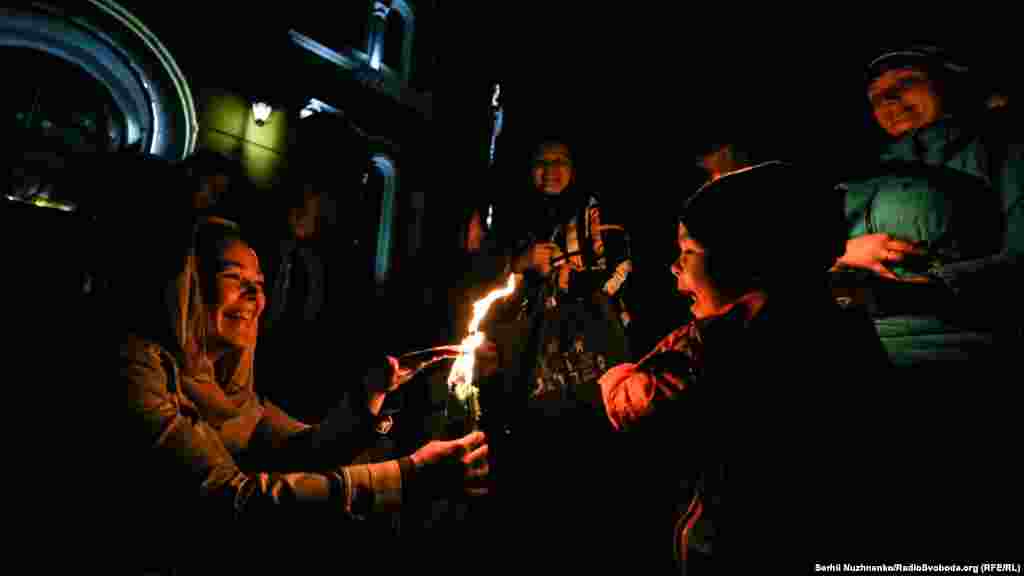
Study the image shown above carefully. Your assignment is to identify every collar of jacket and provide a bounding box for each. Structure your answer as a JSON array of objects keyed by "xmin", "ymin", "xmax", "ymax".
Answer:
[{"xmin": 882, "ymin": 115, "xmax": 965, "ymax": 165}]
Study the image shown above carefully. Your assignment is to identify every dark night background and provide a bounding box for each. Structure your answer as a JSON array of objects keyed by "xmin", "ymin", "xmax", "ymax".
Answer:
[
  {"xmin": 8, "ymin": 2, "xmax": 1020, "ymax": 354},
  {"xmin": 452, "ymin": 15, "xmax": 1019, "ymax": 351},
  {"xmin": 4, "ymin": 2, "xmax": 1023, "ymax": 566}
]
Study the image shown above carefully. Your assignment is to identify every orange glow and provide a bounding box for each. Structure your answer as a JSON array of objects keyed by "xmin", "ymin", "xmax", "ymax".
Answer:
[{"xmin": 448, "ymin": 274, "xmax": 518, "ymax": 403}]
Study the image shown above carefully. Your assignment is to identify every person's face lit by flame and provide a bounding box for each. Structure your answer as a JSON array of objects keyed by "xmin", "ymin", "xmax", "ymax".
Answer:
[
  {"xmin": 671, "ymin": 223, "xmax": 726, "ymax": 320},
  {"xmin": 868, "ymin": 67, "xmax": 944, "ymax": 138},
  {"xmin": 206, "ymin": 241, "xmax": 265, "ymax": 356},
  {"xmin": 532, "ymin": 142, "xmax": 573, "ymax": 196}
]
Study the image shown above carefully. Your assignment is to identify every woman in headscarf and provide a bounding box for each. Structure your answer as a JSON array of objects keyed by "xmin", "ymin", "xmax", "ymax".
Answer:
[
  {"xmin": 597, "ymin": 161, "xmax": 892, "ymax": 572},
  {"xmin": 114, "ymin": 214, "xmax": 488, "ymax": 569}
]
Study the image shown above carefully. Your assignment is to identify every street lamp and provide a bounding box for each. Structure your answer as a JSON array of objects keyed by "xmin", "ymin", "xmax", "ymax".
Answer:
[{"xmin": 252, "ymin": 101, "xmax": 272, "ymax": 126}]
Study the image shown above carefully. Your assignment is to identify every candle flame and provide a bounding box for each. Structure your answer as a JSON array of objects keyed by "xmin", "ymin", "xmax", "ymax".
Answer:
[{"xmin": 448, "ymin": 274, "xmax": 518, "ymax": 402}]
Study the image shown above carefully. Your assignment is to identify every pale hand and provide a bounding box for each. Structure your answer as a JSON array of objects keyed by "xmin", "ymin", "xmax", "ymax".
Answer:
[
  {"xmin": 364, "ymin": 347, "xmax": 462, "ymax": 415},
  {"xmin": 366, "ymin": 346, "xmax": 463, "ymax": 396},
  {"xmin": 836, "ymin": 233, "xmax": 934, "ymax": 283},
  {"xmin": 411, "ymin": 430, "xmax": 490, "ymax": 496}
]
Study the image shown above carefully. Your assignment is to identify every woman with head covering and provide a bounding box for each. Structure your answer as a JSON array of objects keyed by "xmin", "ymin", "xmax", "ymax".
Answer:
[
  {"xmin": 596, "ymin": 161, "xmax": 892, "ymax": 572},
  {"xmin": 114, "ymin": 214, "xmax": 489, "ymax": 569},
  {"xmin": 834, "ymin": 45, "xmax": 1023, "ymax": 371}
]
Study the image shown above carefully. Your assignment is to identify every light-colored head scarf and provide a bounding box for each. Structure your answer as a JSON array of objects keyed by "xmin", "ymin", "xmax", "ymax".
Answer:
[{"xmin": 166, "ymin": 216, "xmax": 261, "ymax": 428}]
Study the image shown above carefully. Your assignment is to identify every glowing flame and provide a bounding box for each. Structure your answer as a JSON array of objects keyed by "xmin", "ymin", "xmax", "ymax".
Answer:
[{"xmin": 448, "ymin": 274, "xmax": 518, "ymax": 404}]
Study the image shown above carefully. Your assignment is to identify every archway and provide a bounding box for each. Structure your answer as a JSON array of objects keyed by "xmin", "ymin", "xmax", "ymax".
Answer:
[{"xmin": 2, "ymin": 0, "xmax": 197, "ymax": 161}]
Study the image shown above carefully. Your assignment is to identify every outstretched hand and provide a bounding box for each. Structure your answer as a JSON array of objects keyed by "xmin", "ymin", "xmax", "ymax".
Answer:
[
  {"xmin": 364, "ymin": 347, "xmax": 461, "ymax": 415},
  {"xmin": 390, "ymin": 345, "xmax": 464, "ymax": 391},
  {"xmin": 366, "ymin": 346, "xmax": 463, "ymax": 396}
]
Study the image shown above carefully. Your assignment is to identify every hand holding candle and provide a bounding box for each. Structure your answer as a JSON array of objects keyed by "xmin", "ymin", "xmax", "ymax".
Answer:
[{"xmin": 410, "ymin": 430, "xmax": 490, "ymax": 497}]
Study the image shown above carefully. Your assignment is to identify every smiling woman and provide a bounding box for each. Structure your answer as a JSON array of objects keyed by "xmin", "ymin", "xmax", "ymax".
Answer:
[
  {"xmin": 104, "ymin": 212, "xmax": 494, "ymax": 569},
  {"xmin": 194, "ymin": 224, "xmax": 265, "ymax": 362}
]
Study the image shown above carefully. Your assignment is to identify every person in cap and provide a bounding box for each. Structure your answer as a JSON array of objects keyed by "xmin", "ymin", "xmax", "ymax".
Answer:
[
  {"xmin": 835, "ymin": 45, "xmax": 1022, "ymax": 376},
  {"xmin": 597, "ymin": 161, "xmax": 892, "ymax": 572},
  {"xmin": 831, "ymin": 44, "xmax": 1022, "ymax": 557}
]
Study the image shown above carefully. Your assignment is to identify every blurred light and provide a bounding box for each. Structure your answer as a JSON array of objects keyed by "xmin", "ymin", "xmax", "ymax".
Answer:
[
  {"xmin": 151, "ymin": 100, "xmax": 161, "ymax": 152},
  {"xmin": 300, "ymin": 98, "xmax": 340, "ymax": 119},
  {"xmin": 486, "ymin": 204, "xmax": 494, "ymax": 229},
  {"xmin": 252, "ymin": 101, "xmax": 272, "ymax": 126},
  {"xmin": 310, "ymin": 98, "xmax": 339, "ymax": 114},
  {"xmin": 489, "ymin": 107, "xmax": 503, "ymax": 166},
  {"xmin": 492, "ymin": 83, "xmax": 501, "ymax": 107},
  {"xmin": 5, "ymin": 195, "xmax": 74, "ymax": 212},
  {"xmin": 373, "ymin": 1, "xmax": 391, "ymax": 18}
]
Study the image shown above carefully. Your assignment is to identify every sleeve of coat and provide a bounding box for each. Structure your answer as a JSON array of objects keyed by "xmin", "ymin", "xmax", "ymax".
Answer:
[
  {"xmin": 598, "ymin": 328, "xmax": 694, "ymax": 431},
  {"xmin": 123, "ymin": 342, "xmax": 413, "ymax": 517},
  {"xmin": 998, "ymin": 139, "xmax": 1024, "ymax": 255},
  {"xmin": 255, "ymin": 388, "xmax": 383, "ymax": 471},
  {"xmin": 931, "ymin": 139, "xmax": 1024, "ymax": 320},
  {"xmin": 598, "ymin": 361, "xmax": 691, "ymax": 432}
]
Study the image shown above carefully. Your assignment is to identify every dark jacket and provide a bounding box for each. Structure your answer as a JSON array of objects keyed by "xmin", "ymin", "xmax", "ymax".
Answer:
[
  {"xmin": 598, "ymin": 288, "xmax": 894, "ymax": 573},
  {"xmin": 254, "ymin": 221, "xmax": 380, "ymax": 423}
]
